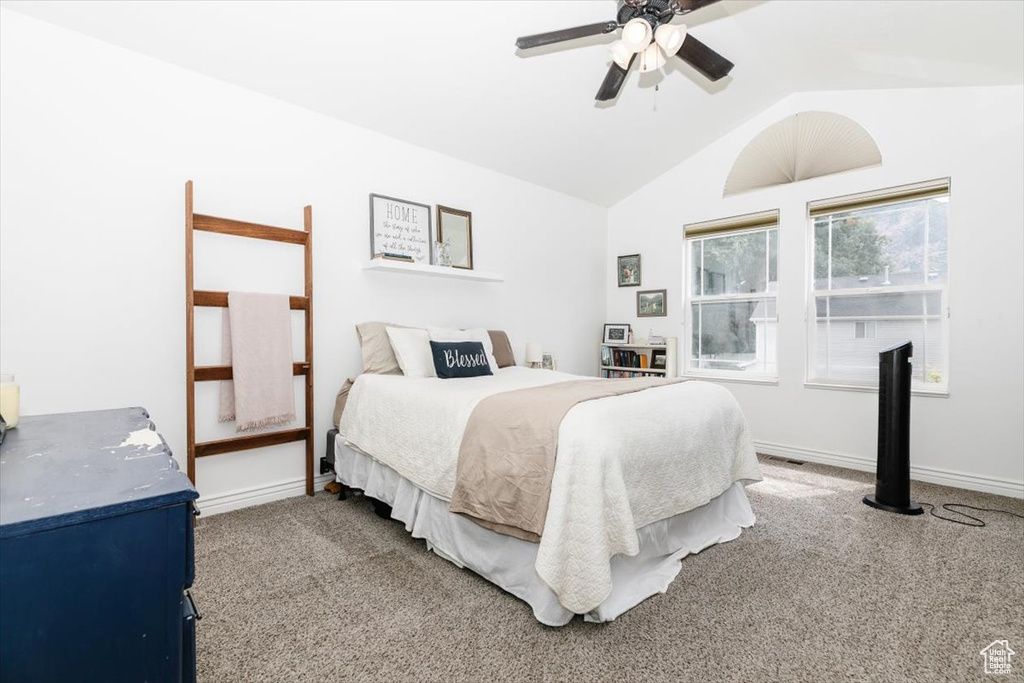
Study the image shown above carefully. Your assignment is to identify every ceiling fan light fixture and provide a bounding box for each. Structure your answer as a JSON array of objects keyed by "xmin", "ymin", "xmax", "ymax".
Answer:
[
  {"xmin": 654, "ymin": 23, "xmax": 687, "ymax": 54},
  {"xmin": 638, "ymin": 41, "xmax": 666, "ymax": 73},
  {"xmin": 621, "ymin": 17, "xmax": 652, "ymax": 53},
  {"xmin": 609, "ymin": 40, "xmax": 633, "ymax": 70}
]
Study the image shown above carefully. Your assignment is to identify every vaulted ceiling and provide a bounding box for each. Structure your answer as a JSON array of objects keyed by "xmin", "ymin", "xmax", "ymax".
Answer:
[{"xmin": 4, "ymin": 0, "xmax": 1022, "ymax": 206}]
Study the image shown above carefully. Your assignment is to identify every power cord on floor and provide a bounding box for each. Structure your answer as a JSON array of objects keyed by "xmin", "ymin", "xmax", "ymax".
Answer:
[{"xmin": 918, "ymin": 502, "xmax": 1024, "ymax": 528}]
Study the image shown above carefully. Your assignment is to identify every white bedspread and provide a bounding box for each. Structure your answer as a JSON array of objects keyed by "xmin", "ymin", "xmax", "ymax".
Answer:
[{"xmin": 339, "ymin": 367, "xmax": 762, "ymax": 614}]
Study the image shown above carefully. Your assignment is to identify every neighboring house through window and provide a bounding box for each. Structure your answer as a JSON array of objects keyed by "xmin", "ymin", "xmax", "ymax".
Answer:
[
  {"xmin": 684, "ymin": 210, "xmax": 779, "ymax": 379},
  {"xmin": 855, "ymin": 321, "xmax": 876, "ymax": 339},
  {"xmin": 807, "ymin": 179, "xmax": 950, "ymax": 393}
]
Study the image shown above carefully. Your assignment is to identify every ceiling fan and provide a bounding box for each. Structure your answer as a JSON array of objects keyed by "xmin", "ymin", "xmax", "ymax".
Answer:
[{"xmin": 515, "ymin": 0, "xmax": 734, "ymax": 102}]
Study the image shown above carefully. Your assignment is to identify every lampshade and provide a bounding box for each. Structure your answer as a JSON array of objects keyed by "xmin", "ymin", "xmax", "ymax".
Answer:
[
  {"xmin": 654, "ymin": 23, "xmax": 687, "ymax": 55},
  {"xmin": 525, "ymin": 343, "xmax": 543, "ymax": 364},
  {"xmin": 638, "ymin": 42, "xmax": 666, "ymax": 73},
  {"xmin": 621, "ymin": 18, "xmax": 652, "ymax": 53},
  {"xmin": 609, "ymin": 40, "xmax": 633, "ymax": 70}
]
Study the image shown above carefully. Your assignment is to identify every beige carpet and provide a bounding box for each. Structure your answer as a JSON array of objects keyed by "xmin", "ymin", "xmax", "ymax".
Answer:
[{"xmin": 193, "ymin": 456, "xmax": 1024, "ymax": 682}]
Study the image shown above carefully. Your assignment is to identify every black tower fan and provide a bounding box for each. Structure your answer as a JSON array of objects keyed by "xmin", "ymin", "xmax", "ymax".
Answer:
[{"xmin": 863, "ymin": 341, "xmax": 923, "ymax": 515}]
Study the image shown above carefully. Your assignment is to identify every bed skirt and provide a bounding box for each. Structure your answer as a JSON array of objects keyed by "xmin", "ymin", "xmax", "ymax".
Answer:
[{"xmin": 334, "ymin": 438, "xmax": 755, "ymax": 626}]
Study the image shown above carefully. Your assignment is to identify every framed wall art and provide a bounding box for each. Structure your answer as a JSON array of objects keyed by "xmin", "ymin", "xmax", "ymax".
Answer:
[
  {"xmin": 369, "ymin": 194, "xmax": 433, "ymax": 264},
  {"xmin": 436, "ymin": 204, "xmax": 473, "ymax": 269},
  {"xmin": 617, "ymin": 254, "xmax": 641, "ymax": 287},
  {"xmin": 637, "ymin": 289, "xmax": 667, "ymax": 317}
]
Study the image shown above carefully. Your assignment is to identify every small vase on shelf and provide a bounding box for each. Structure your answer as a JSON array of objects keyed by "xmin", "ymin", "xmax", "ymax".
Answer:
[{"xmin": 434, "ymin": 240, "xmax": 452, "ymax": 267}]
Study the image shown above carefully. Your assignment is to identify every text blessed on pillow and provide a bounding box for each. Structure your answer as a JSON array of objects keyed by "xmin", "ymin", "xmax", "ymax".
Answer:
[{"xmin": 429, "ymin": 341, "xmax": 494, "ymax": 379}]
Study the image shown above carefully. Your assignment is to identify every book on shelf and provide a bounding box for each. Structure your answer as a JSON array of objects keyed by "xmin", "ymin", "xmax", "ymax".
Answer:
[
  {"xmin": 602, "ymin": 368, "xmax": 658, "ymax": 378},
  {"xmin": 372, "ymin": 252, "xmax": 415, "ymax": 262}
]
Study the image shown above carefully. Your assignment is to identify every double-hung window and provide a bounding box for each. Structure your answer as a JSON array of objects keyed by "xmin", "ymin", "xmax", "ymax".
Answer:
[
  {"xmin": 685, "ymin": 210, "xmax": 779, "ymax": 379},
  {"xmin": 808, "ymin": 179, "xmax": 950, "ymax": 393}
]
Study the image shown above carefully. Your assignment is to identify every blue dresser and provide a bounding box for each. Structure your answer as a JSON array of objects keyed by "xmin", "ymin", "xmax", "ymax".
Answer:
[{"xmin": 0, "ymin": 407, "xmax": 200, "ymax": 683}]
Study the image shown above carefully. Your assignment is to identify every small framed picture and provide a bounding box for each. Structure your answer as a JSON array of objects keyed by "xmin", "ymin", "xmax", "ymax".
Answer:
[
  {"xmin": 542, "ymin": 353, "xmax": 556, "ymax": 371},
  {"xmin": 603, "ymin": 323, "xmax": 630, "ymax": 345},
  {"xmin": 601, "ymin": 346, "xmax": 612, "ymax": 366},
  {"xmin": 637, "ymin": 289, "xmax": 667, "ymax": 317},
  {"xmin": 617, "ymin": 254, "xmax": 641, "ymax": 287},
  {"xmin": 651, "ymin": 349, "xmax": 667, "ymax": 369},
  {"xmin": 436, "ymin": 204, "xmax": 473, "ymax": 269}
]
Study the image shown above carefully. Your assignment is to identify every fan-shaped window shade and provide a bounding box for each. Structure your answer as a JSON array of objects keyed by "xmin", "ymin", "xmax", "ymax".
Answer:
[{"xmin": 724, "ymin": 112, "xmax": 881, "ymax": 197}]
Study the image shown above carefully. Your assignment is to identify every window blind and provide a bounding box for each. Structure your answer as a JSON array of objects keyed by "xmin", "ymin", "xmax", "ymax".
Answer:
[
  {"xmin": 808, "ymin": 178, "xmax": 950, "ymax": 217},
  {"xmin": 684, "ymin": 209, "xmax": 779, "ymax": 237}
]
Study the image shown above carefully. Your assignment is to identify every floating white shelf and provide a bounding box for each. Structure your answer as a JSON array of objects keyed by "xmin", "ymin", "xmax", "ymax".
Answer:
[{"xmin": 363, "ymin": 260, "xmax": 503, "ymax": 282}]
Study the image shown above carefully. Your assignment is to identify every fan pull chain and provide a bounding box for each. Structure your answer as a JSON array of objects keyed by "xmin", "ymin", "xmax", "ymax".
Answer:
[{"xmin": 653, "ymin": 84, "xmax": 659, "ymax": 112}]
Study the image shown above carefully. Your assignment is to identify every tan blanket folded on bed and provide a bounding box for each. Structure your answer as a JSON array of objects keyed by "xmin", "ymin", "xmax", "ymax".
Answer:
[{"xmin": 449, "ymin": 377, "xmax": 683, "ymax": 542}]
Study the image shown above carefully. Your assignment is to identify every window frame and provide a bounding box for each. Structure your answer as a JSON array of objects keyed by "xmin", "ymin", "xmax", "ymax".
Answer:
[
  {"xmin": 683, "ymin": 215, "xmax": 780, "ymax": 384},
  {"xmin": 803, "ymin": 180, "xmax": 951, "ymax": 397}
]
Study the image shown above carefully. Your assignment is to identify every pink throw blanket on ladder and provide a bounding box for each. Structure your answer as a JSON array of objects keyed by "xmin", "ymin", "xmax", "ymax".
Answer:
[{"xmin": 218, "ymin": 292, "xmax": 296, "ymax": 432}]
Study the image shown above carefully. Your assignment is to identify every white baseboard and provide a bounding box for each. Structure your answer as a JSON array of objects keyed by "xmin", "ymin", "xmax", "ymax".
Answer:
[
  {"xmin": 196, "ymin": 473, "xmax": 335, "ymax": 517},
  {"xmin": 755, "ymin": 441, "xmax": 1024, "ymax": 499}
]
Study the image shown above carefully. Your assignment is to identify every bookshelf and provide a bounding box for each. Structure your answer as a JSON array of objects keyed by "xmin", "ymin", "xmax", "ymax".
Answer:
[{"xmin": 600, "ymin": 337, "xmax": 678, "ymax": 378}]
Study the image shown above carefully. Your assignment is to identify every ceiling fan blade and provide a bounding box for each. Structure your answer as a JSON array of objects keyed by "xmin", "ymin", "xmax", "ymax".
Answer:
[
  {"xmin": 674, "ymin": 34, "xmax": 734, "ymax": 81},
  {"xmin": 673, "ymin": 0, "xmax": 723, "ymax": 14},
  {"xmin": 516, "ymin": 21, "xmax": 618, "ymax": 50},
  {"xmin": 595, "ymin": 55, "xmax": 635, "ymax": 102}
]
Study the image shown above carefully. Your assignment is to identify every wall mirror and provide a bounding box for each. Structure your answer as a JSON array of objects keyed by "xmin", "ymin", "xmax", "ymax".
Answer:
[{"xmin": 437, "ymin": 205, "xmax": 473, "ymax": 270}]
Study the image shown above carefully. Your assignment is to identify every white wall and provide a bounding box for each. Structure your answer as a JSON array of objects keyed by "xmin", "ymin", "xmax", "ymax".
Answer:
[
  {"xmin": 608, "ymin": 86, "xmax": 1024, "ymax": 496},
  {"xmin": 0, "ymin": 11, "xmax": 607, "ymax": 510}
]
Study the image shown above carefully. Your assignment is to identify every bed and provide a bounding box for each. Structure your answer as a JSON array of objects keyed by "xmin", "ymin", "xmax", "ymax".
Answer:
[{"xmin": 329, "ymin": 362, "xmax": 762, "ymax": 626}]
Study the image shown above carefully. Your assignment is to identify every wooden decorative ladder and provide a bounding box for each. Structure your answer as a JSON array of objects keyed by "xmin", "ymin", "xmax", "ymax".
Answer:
[{"xmin": 184, "ymin": 180, "xmax": 315, "ymax": 496}]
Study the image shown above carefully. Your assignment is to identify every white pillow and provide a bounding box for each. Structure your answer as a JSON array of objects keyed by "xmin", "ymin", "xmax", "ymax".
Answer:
[
  {"xmin": 427, "ymin": 327, "xmax": 499, "ymax": 374},
  {"xmin": 385, "ymin": 327, "xmax": 437, "ymax": 378}
]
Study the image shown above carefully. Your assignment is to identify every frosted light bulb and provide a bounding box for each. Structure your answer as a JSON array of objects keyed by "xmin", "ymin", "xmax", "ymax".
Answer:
[
  {"xmin": 638, "ymin": 42, "xmax": 666, "ymax": 73},
  {"xmin": 654, "ymin": 23, "xmax": 687, "ymax": 54},
  {"xmin": 621, "ymin": 18, "xmax": 652, "ymax": 53},
  {"xmin": 609, "ymin": 40, "xmax": 633, "ymax": 69}
]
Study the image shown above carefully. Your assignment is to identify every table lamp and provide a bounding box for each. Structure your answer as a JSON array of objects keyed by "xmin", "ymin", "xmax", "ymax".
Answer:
[{"xmin": 525, "ymin": 343, "xmax": 543, "ymax": 369}]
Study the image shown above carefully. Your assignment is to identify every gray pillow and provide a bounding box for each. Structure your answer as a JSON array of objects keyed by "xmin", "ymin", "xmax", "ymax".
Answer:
[
  {"xmin": 488, "ymin": 330, "xmax": 516, "ymax": 368},
  {"xmin": 355, "ymin": 321, "xmax": 409, "ymax": 375}
]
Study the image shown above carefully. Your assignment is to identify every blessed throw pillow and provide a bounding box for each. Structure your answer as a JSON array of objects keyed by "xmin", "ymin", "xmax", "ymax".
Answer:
[
  {"xmin": 427, "ymin": 327, "xmax": 500, "ymax": 374},
  {"xmin": 430, "ymin": 341, "xmax": 494, "ymax": 379}
]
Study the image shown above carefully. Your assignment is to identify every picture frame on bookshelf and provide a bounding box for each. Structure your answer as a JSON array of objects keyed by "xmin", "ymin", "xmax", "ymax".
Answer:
[
  {"xmin": 601, "ymin": 346, "xmax": 612, "ymax": 366},
  {"xmin": 651, "ymin": 349, "xmax": 667, "ymax": 369},
  {"xmin": 637, "ymin": 289, "xmax": 667, "ymax": 317},
  {"xmin": 603, "ymin": 323, "xmax": 630, "ymax": 345},
  {"xmin": 617, "ymin": 254, "xmax": 641, "ymax": 287}
]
